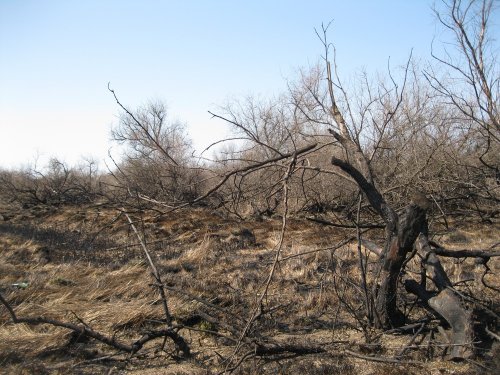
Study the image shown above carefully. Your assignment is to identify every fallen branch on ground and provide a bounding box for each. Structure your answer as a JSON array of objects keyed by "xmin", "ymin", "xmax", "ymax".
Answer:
[
  {"xmin": 0, "ymin": 292, "xmax": 190, "ymax": 356},
  {"xmin": 429, "ymin": 241, "xmax": 500, "ymax": 260},
  {"xmin": 306, "ymin": 216, "xmax": 384, "ymax": 229}
]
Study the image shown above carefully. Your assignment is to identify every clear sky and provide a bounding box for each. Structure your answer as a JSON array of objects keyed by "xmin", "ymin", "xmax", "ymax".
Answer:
[{"xmin": 0, "ymin": 0, "xmax": 450, "ymax": 170}]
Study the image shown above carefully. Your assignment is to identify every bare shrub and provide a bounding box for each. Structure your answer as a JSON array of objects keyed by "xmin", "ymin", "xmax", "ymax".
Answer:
[
  {"xmin": 107, "ymin": 93, "xmax": 206, "ymax": 207},
  {"xmin": 0, "ymin": 158, "xmax": 103, "ymax": 209}
]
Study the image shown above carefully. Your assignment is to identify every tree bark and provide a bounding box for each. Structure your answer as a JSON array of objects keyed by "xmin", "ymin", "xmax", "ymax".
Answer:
[
  {"xmin": 405, "ymin": 234, "xmax": 473, "ymax": 360},
  {"xmin": 374, "ymin": 203, "xmax": 428, "ymax": 328},
  {"xmin": 331, "ymin": 155, "xmax": 429, "ymax": 329}
]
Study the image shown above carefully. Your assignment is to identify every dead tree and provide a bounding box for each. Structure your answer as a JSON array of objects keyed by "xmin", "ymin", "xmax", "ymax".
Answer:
[
  {"xmin": 198, "ymin": 21, "xmax": 478, "ymax": 359},
  {"xmin": 306, "ymin": 21, "xmax": 475, "ymax": 358}
]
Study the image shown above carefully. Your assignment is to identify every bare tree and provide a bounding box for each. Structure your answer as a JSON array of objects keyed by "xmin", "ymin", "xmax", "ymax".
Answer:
[
  {"xmin": 110, "ymin": 99, "xmax": 191, "ymax": 166},
  {"xmin": 425, "ymin": 0, "xmax": 499, "ymax": 173},
  {"xmin": 108, "ymin": 86, "xmax": 204, "ymax": 205},
  {"xmin": 293, "ymin": 20, "xmax": 474, "ymax": 357}
]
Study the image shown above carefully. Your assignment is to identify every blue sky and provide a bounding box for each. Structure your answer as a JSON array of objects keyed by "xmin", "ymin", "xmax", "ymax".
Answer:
[{"xmin": 0, "ymin": 0, "xmax": 451, "ymax": 169}]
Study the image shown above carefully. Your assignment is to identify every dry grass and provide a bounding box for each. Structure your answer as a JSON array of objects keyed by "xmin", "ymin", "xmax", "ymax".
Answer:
[{"xmin": 0, "ymin": 204, "xmax": 498, "ymax": 374}]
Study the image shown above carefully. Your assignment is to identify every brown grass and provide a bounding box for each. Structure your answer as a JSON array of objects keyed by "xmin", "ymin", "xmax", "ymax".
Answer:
[{"xmin": 0, "ymin": 204, "xmax": 498, "ymax": 374}]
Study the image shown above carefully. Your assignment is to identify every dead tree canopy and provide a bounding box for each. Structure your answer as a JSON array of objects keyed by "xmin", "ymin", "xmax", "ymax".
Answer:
[{"xmin": 307, "ymin": 17, "xmax": 475, "ymax": 358}]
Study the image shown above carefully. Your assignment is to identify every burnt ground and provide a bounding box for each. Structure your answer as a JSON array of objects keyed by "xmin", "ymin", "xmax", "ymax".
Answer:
[{"xmin": 0, "ymin": 202, "xmax": 499, "ymax": 374}]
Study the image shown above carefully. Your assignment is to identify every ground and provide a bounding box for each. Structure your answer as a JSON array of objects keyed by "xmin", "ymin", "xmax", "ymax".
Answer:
[{"xmin": 0, "ymin": 201, "xmax": 498, "ymax": 374}]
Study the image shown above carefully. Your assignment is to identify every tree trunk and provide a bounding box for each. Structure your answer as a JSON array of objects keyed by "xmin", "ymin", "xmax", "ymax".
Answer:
[
  {"xmin": 330, "ymin": 155, "xmax": 430, "ymax": 329},
  {"xmin": 374, "ymin": 203, "xmax": 428, "ymax": 328}
]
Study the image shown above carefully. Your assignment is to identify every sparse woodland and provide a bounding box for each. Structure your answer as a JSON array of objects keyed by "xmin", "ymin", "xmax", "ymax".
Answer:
[{"xmin": 1, "ymin": 1, "xmax": 499, "ymax": 374}]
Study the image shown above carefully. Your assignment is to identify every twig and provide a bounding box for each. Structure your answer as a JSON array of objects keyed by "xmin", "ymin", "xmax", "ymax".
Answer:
[
  {"xmin": 277, "ymin": 236, "xmax": 355, "ymax": 262},
  {"xmin": 306, "ymin": 216, "xmax": 384, "ymax": 229},
  {"xmin": 123, "ymin": 210, "xmax": 172, "ymax": 325},
  {"xmin": 429, "ymin": 240, "xmax": 500, "ymax": 259},
  {"xmin": 224, "ymin": 155, "xmax": 297, "ymax": 373},
  {"xmin": 395, "ymin": 322, "xmax": 426, "ymax": 358},
  {"xmin": 122, "ymin": 210, "xmax": 190, "ymax": 356},
  {"xmin": 163, "ymin": 284, "xmax": 243, "ymax": 321},
  {"xmin": 485, "ymin": 327, "xmax": 500, "ymax": 341},
  {"xmin": 102, "ymin": 237, "xmax": 171, "ymax": 252},
  {"xmin": 356, "ymin": 193, "xmax": 372, "ymax": 325},
  {"xmin": 385, "ymin": 320, "xmax": 432, "ymax": 334},
  {"xmin": 344, "ymin": 349, "xmax": 422, "ymax": 365}
]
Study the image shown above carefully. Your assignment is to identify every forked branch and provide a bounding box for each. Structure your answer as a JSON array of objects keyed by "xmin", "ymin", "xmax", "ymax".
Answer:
[{"xmin": 0, "ymin": 292, "xmax": 189, "ymax": 356}]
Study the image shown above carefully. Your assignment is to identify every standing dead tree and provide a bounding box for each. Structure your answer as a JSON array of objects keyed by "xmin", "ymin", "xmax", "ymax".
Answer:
[
  {"xmin": 192, "ymin": 16, "xmax": 485, "ymax": 360},
  {"xmin": 306, "ymin": 22, "xmax": 475, "ymax": 358}
]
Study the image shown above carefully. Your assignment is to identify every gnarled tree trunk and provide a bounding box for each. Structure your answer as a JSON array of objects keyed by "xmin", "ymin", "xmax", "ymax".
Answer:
[
  {"xmin": 374, "ymin": 202, "xmax": 428, "ymax": 328},
  {"xmin": 322, "ymin": 22, "xmax": 474, "ymax": 357}
]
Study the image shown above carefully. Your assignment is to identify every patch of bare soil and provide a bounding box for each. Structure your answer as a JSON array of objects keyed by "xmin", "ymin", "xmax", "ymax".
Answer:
[{"xmin": 0, "ymin": 203, "xmax": 498, "ymax": 374}]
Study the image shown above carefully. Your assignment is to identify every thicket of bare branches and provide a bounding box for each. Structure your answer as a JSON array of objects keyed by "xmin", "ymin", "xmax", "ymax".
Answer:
[
  {"xmin": 0, "ymin": 157, "xmax": 103, "ymax": 208},
  {"xmin": 104, "ymin": 89, "xmax": 207, "ymax": 207},
  {"xmin": 1, "ymin": 0, "xmax": 498, "ymax": 373}
]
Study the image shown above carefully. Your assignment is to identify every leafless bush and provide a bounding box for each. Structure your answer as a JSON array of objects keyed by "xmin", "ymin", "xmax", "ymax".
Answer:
[
  {"xmin": 423, "ymin": 0, "xmax": 500, "ymax": 219},
  {"xmin": 0, "ymin": 158, "xmax": 103, "ymax": 208},
  {"xmin": 107, "ymin": 91, "xmax": 207, "ymax": 208}
]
